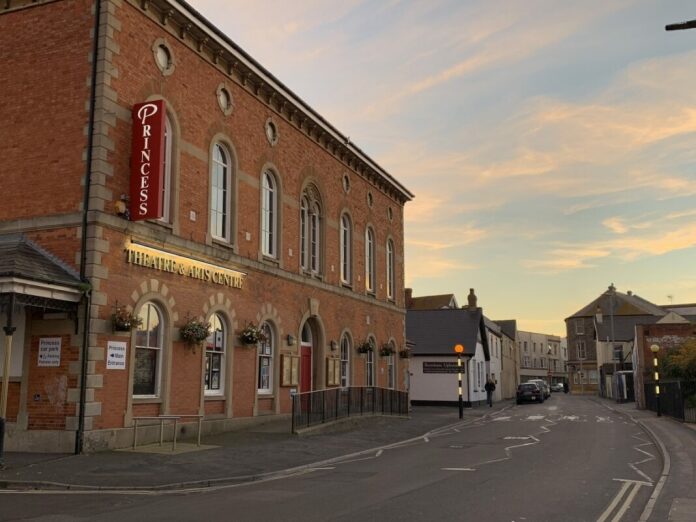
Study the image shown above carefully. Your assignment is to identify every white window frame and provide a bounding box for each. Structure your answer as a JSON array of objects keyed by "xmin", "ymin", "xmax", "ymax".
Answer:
[
  {"xmin": 133, "ymin": 302, "xmax": 164, "ymax": 398},
  {"xmin": 310, "ymin": 201, "xmax": 320, "ymax": 273},
  {"xmin": 365, "ymin": 227, "xmax": 375, "ymax": 293},
  {"xmin": 340, "ymin": 334, "xmax": 350, "ymax": 388},
  {"xmin": 386, "ymin": 239, "xmax": 395, "ymax": 300},
  {"xmin": 204, "ymin": 313, "xmax": 225, "ymax": 396},
  {"xmin": 257, "ymin": 322, "xmax": 274, "ymax": 394},
  {"xmin": 210, "ymin": 143, "xmax": 230, "ymax": 241},
  {"xmin": 387, "ymin": 342, "xmax": 395, "ymax": 389},
  {"xmin": 575, "ymin": 318, "xmax": 585, "ymax": 335},
  {"xmin": 300, "ymin": 196, "xmax": 308, "ymax": 269},
  {"xmin": 366, "ymin": 337, "xmax": 375, "ymax": 386},
  {"xmin": 261, "ymin": 171, "xmax": 277, "ymax": 258},
  {"xmin": 577, "ymin": 340, "xmax": 587, "ymax": 359},
  {"xmin": 340, "ymin": 214, "xmax": 352, "ymax": 284}
]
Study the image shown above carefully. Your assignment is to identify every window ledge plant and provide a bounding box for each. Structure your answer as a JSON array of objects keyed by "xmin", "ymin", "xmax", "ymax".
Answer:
[
  {"xmin": 238, "ymin": 322, "xmax": 266, "ymax": 345},
  {"xmin": 398, "ymin": 348, "xmax": 411, "ymax": 359},
  {"xmin": 112, "ymin": 305, "xmax": 142, "ymax": 332}
]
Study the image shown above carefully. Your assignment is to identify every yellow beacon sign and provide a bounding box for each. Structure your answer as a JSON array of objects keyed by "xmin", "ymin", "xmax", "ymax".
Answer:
[
  {"xmin": 125, "ymin": 241, "xmax": 246, "ymax": 289},
  {"xmin": 454, "ymin": 344, "xmax": 464, "ymax": 353}
]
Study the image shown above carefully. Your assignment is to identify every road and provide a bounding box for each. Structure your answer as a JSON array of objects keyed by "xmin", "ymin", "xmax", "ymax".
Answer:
[{"xmin": 0, "ymin": 395, "xmax": 661, "ymax": 521}]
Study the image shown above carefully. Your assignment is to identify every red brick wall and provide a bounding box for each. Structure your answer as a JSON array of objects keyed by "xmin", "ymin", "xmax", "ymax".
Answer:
[
  {"xmin": 204, "ymin": 400, "xmax": 224, "ymax": 416},
  {"xmin": 0, "ymin": 0, "xmax": 92, "ymax": 220},
  {"xmin": 26, "ymin": 334, "xmax": 78, "ymax": 430},
  {"xmin": 5, "ymin": 382, "xmax": 21, "ymax": 422}
]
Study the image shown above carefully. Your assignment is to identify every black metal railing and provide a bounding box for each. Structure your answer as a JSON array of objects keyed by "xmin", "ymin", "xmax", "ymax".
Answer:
[
  {"xmin": 644, "ymin": 380, "xmax": 696, "ymax": 420},
  {"xmin": 291, "ymin": 386, "xmax": 408, "ymax": 433}
]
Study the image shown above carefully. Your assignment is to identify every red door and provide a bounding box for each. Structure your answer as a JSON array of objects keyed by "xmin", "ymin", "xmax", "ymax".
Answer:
[{"xmin": 300, "ymin": 344, "xmax": 312, "ymax": 393}]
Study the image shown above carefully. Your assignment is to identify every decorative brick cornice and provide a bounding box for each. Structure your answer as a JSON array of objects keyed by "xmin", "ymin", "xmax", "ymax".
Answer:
[{"xmin": 125, "ymin": 0, "xmax": 413, "ymax": 205}]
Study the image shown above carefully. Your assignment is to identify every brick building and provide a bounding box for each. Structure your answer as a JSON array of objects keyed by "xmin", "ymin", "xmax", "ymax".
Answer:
[{"xmin": 0, "ymin": 0, "xmax": 412, "ymax": 452}]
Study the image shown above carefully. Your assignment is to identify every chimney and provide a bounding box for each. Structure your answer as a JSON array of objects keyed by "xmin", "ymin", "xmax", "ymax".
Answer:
[
  {"xmin": 467, "ymin": 288, "xmax": 477, "ymax": 310},
  {"xmin": 405, "ymin": 288, "xmax": 413, "ymax": 309}
]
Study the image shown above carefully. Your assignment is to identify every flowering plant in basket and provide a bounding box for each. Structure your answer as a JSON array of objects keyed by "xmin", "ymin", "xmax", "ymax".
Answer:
[
  {"xmin": 356, "ymin": 340, "xmax": 374, "ymax": 354},
  {"xmin": 238, "ymin": 322, "xmax": 267, "ymax": 345},
  {"xmin": 379, "ymin": 344, "xmax": 395, "ymax": 357},
  {"xmin": 180, "ymin": 317, "xmax": 211, "ymax": 345},
  {"xmin": 112, "ymin": 306, "xmax": 142, "ymax": 331}
]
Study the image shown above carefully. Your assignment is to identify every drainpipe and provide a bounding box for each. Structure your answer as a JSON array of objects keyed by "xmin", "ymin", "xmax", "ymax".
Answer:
[{"xmin": 75, "ymin": 0, "xmax": 102, "ymax": 455}]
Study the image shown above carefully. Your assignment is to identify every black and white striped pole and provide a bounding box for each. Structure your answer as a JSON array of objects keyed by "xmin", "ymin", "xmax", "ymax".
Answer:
[
  {"xmin": 650, "ymin": 344, "xmax": 661, "ymax": 417},
  {"xmin": 455, "ymin": 344, "xmax": 464, "ymax": 419}
]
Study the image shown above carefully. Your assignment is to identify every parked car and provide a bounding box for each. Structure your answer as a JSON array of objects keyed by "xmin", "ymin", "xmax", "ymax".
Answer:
[
  {"xmin": 526, "ymin": 379, "xmax": 551, "ymax": 399},
  {"xmin": 550, "ymin": 382, "xmax": 564, "ymax": 392},
  {"xmin": 516, "ymin": 383, "xmax": 544, "ymax": 404}
]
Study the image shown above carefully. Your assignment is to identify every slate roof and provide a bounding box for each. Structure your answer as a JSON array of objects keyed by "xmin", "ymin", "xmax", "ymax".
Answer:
[
  {"xmin": 484, "ymin": 316, "xmax": 502, "ymax": 337},
  {"xmin": 0, "ymin": 234, "xmax": 82, "ymax": 288},
  {"xmin": 408, "ymin": 294, "xmax": 457, "ymax": 310},
  {"xmin": 494, "ymin": 319, "xmax": 517, "ymax": 340},
  {"xmin": 567, "ymin": 288, "xmax": 666, "ymax": 320},
  {"xmin": 406, "ymin": 307, "xmax": 489, "ymax": 359}
]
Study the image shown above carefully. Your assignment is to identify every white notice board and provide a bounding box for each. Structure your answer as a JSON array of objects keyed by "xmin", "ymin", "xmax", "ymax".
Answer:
[
  {"xmin": 38, "ymin": 337, "xmax": 61, "ymax": 367},
  {"xmin": 106, "ymin": 341, "xmax": 127, "ymax": 370}
]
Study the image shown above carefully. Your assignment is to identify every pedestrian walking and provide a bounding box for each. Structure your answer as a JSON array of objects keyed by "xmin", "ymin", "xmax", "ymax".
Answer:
[
  {"xmin": 484, "ymin": 377, "xmax": 496, "ymax": 407},
  {"xmin": 563, "ymin": 381, "xmax": 569, "ymax": 394}
]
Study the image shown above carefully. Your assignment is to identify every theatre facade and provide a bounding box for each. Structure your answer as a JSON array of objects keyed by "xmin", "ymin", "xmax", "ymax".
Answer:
[{"xmin": 0, "ymin": 0, "xmax": 412, "ymax": 452}]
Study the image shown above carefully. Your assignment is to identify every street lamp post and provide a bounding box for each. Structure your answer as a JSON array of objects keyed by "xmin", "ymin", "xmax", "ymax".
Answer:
[
  {"xmin": 455, "ymin": 344, "xmax": 464, "ymax": 419},
  {"xmin": 650, "ymin": 344, "xmax": 661, "ymax": 417}
]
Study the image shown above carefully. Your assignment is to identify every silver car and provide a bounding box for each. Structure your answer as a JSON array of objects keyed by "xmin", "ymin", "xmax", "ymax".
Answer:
[{"xmin": 526, "ymin": 379, "xmax": 551, "ymax": 399}]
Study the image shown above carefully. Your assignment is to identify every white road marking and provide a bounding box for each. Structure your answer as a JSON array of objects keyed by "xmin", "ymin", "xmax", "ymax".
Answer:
[
  {"xmin": 376, "ymin": 450, "xmax": 383, "ymax": 457},
  {"xmin": 561, "ymin": 415, "xmax": 579, "ymax": 421},
  {"xmin": 441, "ymin": 467, "xmax": 475, "ymax": 471},
  {"xmin": 547, "ymin": 405, "xmax": 559, "ymax": 411},
  {"xmin": 596, "ymin": 416, "xmax": 612, "ymax": 423},
  {"xmin": 493, "ymin": 416, "xmax": 511, "ymax": 421},
  {"xmin": 423, "ymin": 436, "xmax": 430, "ymax": 443},
  {"xmin": 597, "ymin": 481, "xmax": 631, "ymax": 522},
  {"xmin": 309, "ymin": 467, "xmax": 336, "ymax": 470},
  {"xmin": 504, "ymin": 436, "xmax": 531, "ymax": 440},
  {"xmin": 526, "ymin": 415, "xmax": 545, "ymax": 421}
]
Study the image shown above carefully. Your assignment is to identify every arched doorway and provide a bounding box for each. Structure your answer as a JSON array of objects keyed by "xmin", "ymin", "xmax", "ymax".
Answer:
[{"xmin": 300, "ymin": 322, "xmax": 313, "ymax": 393}]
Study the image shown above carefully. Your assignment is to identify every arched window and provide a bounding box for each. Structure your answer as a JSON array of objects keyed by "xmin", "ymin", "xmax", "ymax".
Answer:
[
  {"xmin": 340, "ymin": 333, "xmax": 351, "ymax": 387},
  {"xmin": 365, "ymin": 227, "xmax": 375, "ymax": 293},
  {"xmin": 340, "ymin": 214, "xmax": 351, "ymax": 284},
  {"xmin": 159, "ymin": 116, "xmax": 173, "ymax": 224},
  {"xmin": 387, "ymin": 341, "xmax": 395, "ymax": 389},
  {"xmin": 205, "ymin": 313, "xmax": 226, "ymax": 395},
  {"xmin": 301, "ymin": 322, "xmax": 312, "ymax": 344},
  {"xmin": 261, "ymin": 171, "xmax": 277, "ymax": 258},
  {"xmin": 258, "ymin": 322, "xmax": 274, "ymax": 394},
  {"xmin": 300, "ymin": 185, "xmax": 322, "ymax": 275},
  {"xmin": 366, "ymin": 336, "xmax": 375, "ymax": 386},
  {"xmin": 386, "ymin": 239, "xmax": 395, "ymax": 299},
  {"xmin": 133, "ymin": 302, "xmax": 164, "ymax": 396},
  {"xmin": 210, "ymin": 143, "xmax": 231, "ymax": 241}
]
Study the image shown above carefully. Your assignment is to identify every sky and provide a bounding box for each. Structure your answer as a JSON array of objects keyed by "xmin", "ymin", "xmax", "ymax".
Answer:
[{"xmin": 189, "ymin": 0, "xmax": 696, "ymax": 336}]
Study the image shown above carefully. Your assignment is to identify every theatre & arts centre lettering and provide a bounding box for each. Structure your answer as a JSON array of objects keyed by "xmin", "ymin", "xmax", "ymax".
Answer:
[{"xmin": 125, "ymin": 242, "xmax": 245, "ymax": 289}]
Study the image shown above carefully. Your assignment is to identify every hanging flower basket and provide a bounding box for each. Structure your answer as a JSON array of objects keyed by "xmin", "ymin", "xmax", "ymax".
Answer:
[
  {"xmin": 356, "ymin": 340, "xmax": 374, "ymax": 354},
  {"xmin": 379, "ymin": 344, "xmax": 395, "ymax": 357},
  {"xmin": 398, "ymin": 348, "xmax": 411, "ymax": 359},
  {"xmin": 180, "ymin": 317, "xmax": 211, "ymax": 347},
  {"xmin": 111, "ymin": 306, "xmax": 142, "ymax": 332},
  {"xmin": 238, "ymin": 322, "xmax": 266, "ymax": 345}
]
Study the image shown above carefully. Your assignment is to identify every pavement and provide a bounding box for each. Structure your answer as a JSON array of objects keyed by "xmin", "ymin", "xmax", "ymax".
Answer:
[
  {"xmin": 0, "ymin": 403, "xmax": 506, "ymax": 491},
  {"xmin": 1, "ymin": 397, "xmax": 695, "ymax": 522}
]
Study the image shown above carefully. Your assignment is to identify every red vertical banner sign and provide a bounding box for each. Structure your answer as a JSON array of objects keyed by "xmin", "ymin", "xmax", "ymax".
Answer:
[{"xmin": 130, "ymin": 100, "xmax": 166, "ymax": 220}]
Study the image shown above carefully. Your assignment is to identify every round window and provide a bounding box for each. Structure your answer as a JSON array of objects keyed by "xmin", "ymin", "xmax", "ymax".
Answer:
[
  {"xmin": 155, "ymin": 45, "xmax": 171, "ymax": 70},
  {"xmin": 265, "ymin": 119, "xmax": 278, "ymax": 146},
  {"xmin": 216, "ymin": 85, "xmax": 233, "ymax": 115}
]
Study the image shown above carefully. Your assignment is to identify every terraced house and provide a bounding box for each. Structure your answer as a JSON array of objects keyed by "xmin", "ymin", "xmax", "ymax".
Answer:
[{"xmin": 0, "ymin": 0, "xmax": 412, "ymax": 452}]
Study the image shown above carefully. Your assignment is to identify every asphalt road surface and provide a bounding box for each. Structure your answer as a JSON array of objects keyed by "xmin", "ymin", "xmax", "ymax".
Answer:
[{"xmin": 0, "ymin": 395, "xmax": 661, "ymax": 521}]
